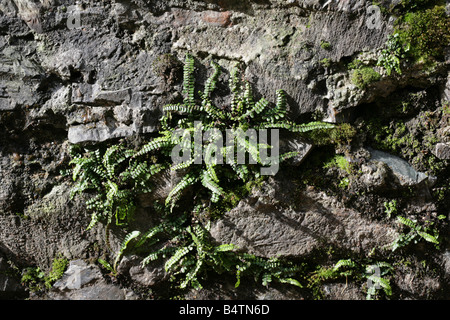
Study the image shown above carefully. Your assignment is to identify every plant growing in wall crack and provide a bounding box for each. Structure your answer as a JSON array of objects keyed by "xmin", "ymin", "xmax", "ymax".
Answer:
[
  {"xmin": 108, "ymin": 215, "xmax": 304, "ymax": 290},
  {"xmin": 136, "ymin": 53, "xmax": 334, "ymax": 211},
  {"xmin": 69, "ymin": 53, "xmax": 333, "ymax": 228},
  {"xmin": 377, "ymin": 33, "xmax": 410, "ymax": 76},
  {"xmin": 68, "ymin": 53, "xmax": 333, "ymax": 292},
  {"xmin": 390, "ymin": 215, "xmax": 443, "ymax": 251},
  {"xmin": 309, "ymin": 259, "xmax": 393, "ymax": 300}
]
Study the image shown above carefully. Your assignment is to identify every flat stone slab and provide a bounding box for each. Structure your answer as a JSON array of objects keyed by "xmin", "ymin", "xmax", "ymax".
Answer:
[
  {"xmin": 210, "ymin": 177, "xmax": 398, "ymax": 258},
  {"xmin": 433, "ymin": 142, "xmax": 450, "ymax": 160},
  {"xmin": 50, "ymin": 260, "xmax": 138, "ymax": 300},
  {"xmin": 367, "ymin": 148, "xmax": 428, "ymax": 185}
]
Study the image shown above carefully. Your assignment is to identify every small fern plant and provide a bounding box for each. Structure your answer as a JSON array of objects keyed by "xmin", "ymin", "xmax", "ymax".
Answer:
[
  {"xmin": 331, "ymin": 259, "xmax": 393, "ymax": 300},
  {"xmin": 390, "ymin": 215, "xmax": 441, "ymax": 251},
  {"xmin": 69, "ymin": 144, "xmax": 167, "ymax": 229},
  {"xmin": 133, "ymin": 217, "xmax": 303, "ymax": 290},
  {"xmin": 133, "ymin": 53, "xmax": 334, "ymax": 210}
]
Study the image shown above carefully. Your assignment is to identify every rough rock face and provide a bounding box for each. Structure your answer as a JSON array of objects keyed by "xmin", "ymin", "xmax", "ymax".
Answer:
[
  {"xmin": 210, "ymin": 175, "xmax": 398, "ymax": 258},
  {"xmin": 0, "ymin": 253, "xmax": 26, "ymax": 299},
  {"xmin": 0, "ymin": 0, "xmax": 449, "ymax": 300},
  {"xmin": 46, "ymin": 259, "xmax": 138, "ymax": 300},
  {"xmin": 0, "ymin": 0, "xmax": 400, "ymax": 145}
]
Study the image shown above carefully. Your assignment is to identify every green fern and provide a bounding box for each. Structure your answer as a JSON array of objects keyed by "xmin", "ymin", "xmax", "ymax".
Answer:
[
  {"xmin": 333, "ymin": 259, "xmax": 357, "ymax": 271},
  {"xmin": 113, "ymin": 231, "xmax": 141, "ymax": 272},
  {"xmin": 165, "ymin": 172, "xmax": 199, "ymax": 210},
  {"xmin": 165, "ymin": 246, "xmax": 193, "ymax": 272},
  {"xmin": 397, "ymin": 216, "xmax": 417, "ymax": 229},
  {"xmin": 416, "ymin": 230, "xmax": 439, "ymax": 244},
  {"xmin": 67, "ymin": 53, "xmax": 336, "ymax": 294},
  {"xmin": 203, "ymin": 60, "xmax": 221, "ymax": 99},
  {"xmin": 182, "ymin": 53, "xmax": 196, "ymax": 106},
  {"xmin": 133, "ymin": 138, "xmax": 172, "ymax": 158},
  {"xmin": 201, "ymin": 170, "xmax": 225, "ymax": 200},
  {"xmin": 154, "ymin": 53, "xmax": 334, "ymax": 209},
  {"xmin": 69, "ymin": 144, "xmax": 154, "ymax": 230},
  {"xmin": 391, "ymin": 215, "xmax": 441, "ymax": 251},
  {"xmin": 163, "ymin": 103, "xmax": 202, "ymax": 114}
]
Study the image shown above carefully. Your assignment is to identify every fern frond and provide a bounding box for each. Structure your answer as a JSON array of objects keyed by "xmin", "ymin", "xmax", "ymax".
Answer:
[
  {"xmin": 165, "ymin": 172, "xmax": 199, "ymax": 209},
  {"xmin": 240, "ymin": 97, "xmax": 269, "ymax": 120},
  {"xmin": 243, "ymin": 81, "xmax": 254, "ymax": 110},
  {"xmin": 165, "ymin": 246, "xmax": 192, "ymax": 272},
  {"xmin": 133, "ymin": 137, "xmax": 172, "ymax": 158},
  {"xmin": 113, "ymin": 231, "xmax": 141, "ymax": 271},
  {"xmin": 236, "ymin": 132, "xmax": 260, "ymax": 164},
  {"xmin": 203, "ymin": 60, "xmax": 221, "ymax": 99},
  {"xmin": 102, "ymin": 145, "xmax": 127, "ymax": 179},
  {"xmin": 70, "ymin": 157, "xmax": 93, "ymax": 181},
  {"xmin": 333, "ymin": 259, "xmax": 357, "ymax": 271},
  {"xmin": 366, "ymin": 275, "xmax": 392, "ymax": 293},
  {"xmin": 206, "ymin": 164, "xmax": 219, "ymax": 183},
  {"xmin": 258, "ymin": 121, "xmax": 335, "ymax": 133},
  {"xmin": 214, "ymin": 244, "xmax": 237, "ymax": 252},
  {"xmin": 182, "ymin": 53, "xmax": 196, "ymax": 106},
  {"xmin": 163, "ymin": 103, "xmax": 202, "ymax": 114},
  {"xmin": 280, "ymin": 151, "xmax": 300, "ymax": 162},
  {"xmin": 142, "ymin": 246, "xmax": 176, "ymax": 266},
  {"xmin": 192, "ymin": 224, "xmax": 211, "ymax": 251},
  {"xmin": 180, "ymin": 259, "xmax": 203, "ymax": 289},
  {"xmin": 366, "ymin": 262, "xmax": 393, "ymax": 275},
  {"xmin": 201, "ymin": 169, "xmax": 225, "ymax": 197},
  {"xmin": 86, "ymin": 212, "xmax": 100, "ymax": 230},
  {"xmin": 149, "ymin": 163, "xmax": 167, "ymax": 176},
  {"xmin": 230, "ymin": 63, "xmax": 242, "ymax": 114},
  {"xmin": 128, "ymin": 161, "xmax": 149, "ymax": 179},
  {"xmin": 416, "ymin": 231, "xmax": 439, "ymax": 244},
  {"xmin": 106, "ymin": 180, "xmax": 118, "ymax": 200},
  {"xmin": 397, "ymin": 216, "xmax": 417, "ymax": 229},
  {"xmin": 202, "ymin": 100, "xmax": 226, "ymax": 120},
  {"xmin": 231, "ymin": 164, "xmax": 250, "ymax": 181},
  {"xmin": 70, "ymin": 174, "xmax": 97, "ymax": 198},
  {"xmin": 278, "ymin": 277, "xmax": 303, "ymax": 288},
  {"xmin": 264, "ymin": 89, "xmax": 287, "ymax": 122},
  {"xmin": 210, "ymin": 192, "xmax": 220, "ymax": 203},
  {"xmin": 262, "ymin": 273, "xmax": 272, "ymax": 286},
  {"xmin": 171, "ymin": 158, "xmax": 195, "ymax": 171},
  {"xmin": 135, "ymin": 224, "xmax": 165, "ymax": 248}
]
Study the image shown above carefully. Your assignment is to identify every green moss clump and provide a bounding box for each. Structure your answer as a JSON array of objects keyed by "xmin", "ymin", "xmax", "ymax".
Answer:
[
  {"xmin": 319, "ymin": 58, "xmax": 331, "ymax": 67},
  {"xmin": 323, "ymin": 155, "xmax": 353, "ymax": 174},
  {"xmin": 364, "ymin": 112, "xmax": 447, "ymax": 175},
  {"xmin": 348, "ymin": 59, "xmax": 363, "ymax": 70},
  {"xmin": 22, "ymin": 256, "xmax": 69, "ymax": 292},
  {"xmin": 397, "ymin": 5, "xmax": 450, "ymax": 60},
  {"xmin": 395, "ymin": 0, "xmax": 443, "ymax": 14},
  {"xmin": 45, "ymin": 257, "xmax": 69, "ymax": 289},
  {"xmin": 320, "ymin": 41, "xmax": 331, "ymax": 50},
  {"xmin": 302, "ymin": 123, "xmax": 357, "ymax": 147},
  {"xmin": 351, "ymin": 67, "xmax": 381, "ymax": 89}
]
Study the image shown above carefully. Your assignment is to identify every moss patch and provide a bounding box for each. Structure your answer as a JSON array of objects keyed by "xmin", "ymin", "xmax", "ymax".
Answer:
[{"xmin": 351, "ymin": 67, "xmax": 381, "ymax": 89}]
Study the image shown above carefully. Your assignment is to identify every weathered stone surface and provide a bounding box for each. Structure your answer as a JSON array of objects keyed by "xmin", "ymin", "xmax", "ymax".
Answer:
[
  {"xmin": 210, "ymin": 176, "xmax": 398, "ymax": 258},
  {"xmin": 0, "ymin": 182, "xmax": 104, "ymax": 270},
  {"xmin": 0, "ymin": 0, "xmax": 448, "ymax": 300},
  {"xmin": 367, "ymin": 148, "xmax": 429, "ymax": 186},
  {"xmin": 48, "ymin": 259, "xmax": 138, "ymax": 300},
  {"xmin": 279, "ymin": 135, "xmax": 313, "ymax": 166},
  {"xmin": 433, "ymin": 142, "xmax": 450, "ymax": 160},
  {"xmin": 359, "ymin": 161, "xmax": 390, "ymax": 191},
  {"xmin": 0, "ymin": 254, "xmax": 26, "ymax": 299},
  {"xmin": 118, "ymin": 255, "xmax": 168, "ymax": 287},
  {"xmin": 53, "ymin": 259, "xmax": 102, "ymax": 291},
  {"xmin": 68, "ymin": 122, "xmax": 136, "ymax": 144}
]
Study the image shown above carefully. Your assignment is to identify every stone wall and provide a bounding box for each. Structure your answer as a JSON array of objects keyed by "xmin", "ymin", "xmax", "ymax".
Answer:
[{"xmin": 0, "ymin": 0, "xmax": 448, "ymax": 300}]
